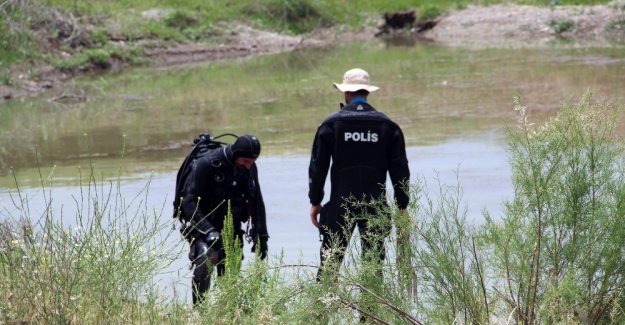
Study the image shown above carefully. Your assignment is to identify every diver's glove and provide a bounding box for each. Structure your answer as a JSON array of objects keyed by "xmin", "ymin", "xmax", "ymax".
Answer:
[{"xmin": 251, "ymin": 234, "xmax": 269, "ymax": 260}]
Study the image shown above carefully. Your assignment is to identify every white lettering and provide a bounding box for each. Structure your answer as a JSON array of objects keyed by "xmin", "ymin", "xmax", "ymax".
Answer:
[{"xmin": 344, "ymin": 131, "xmax": 379, "ymax": 143}]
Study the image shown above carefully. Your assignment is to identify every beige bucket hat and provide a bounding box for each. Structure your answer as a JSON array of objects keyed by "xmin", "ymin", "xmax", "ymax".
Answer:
[{"xmin": 333, "ymin": 68, "xmax": 380, "ymax": 93}]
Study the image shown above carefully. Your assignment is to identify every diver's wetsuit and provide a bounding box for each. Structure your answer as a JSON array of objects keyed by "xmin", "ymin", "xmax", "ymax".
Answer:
[
  {"xmin": 308, "ymin": 99, "xmax": 410, "ymax": 278},
  {"xmin": 181, "ymin": 146, "xmax": 268, "ymax": 304}
]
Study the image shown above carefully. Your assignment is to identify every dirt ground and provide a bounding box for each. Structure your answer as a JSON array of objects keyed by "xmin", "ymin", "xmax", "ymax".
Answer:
[
  {"xmin": 425, "ymin": 3, "xmax": 625, "ymax": 49},
  {"xmin": 1, "ymin": 3, "xmax": 624, "ymax": 102}
]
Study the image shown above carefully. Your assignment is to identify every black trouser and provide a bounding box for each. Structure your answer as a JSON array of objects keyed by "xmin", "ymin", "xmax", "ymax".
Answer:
[
  {"xmin": 191, "ymin": 229, "xmax": 245, "ymax": 305},
  {"xmin": 316, "ymin": 203, "xmax": 388, "ymax": 282}
]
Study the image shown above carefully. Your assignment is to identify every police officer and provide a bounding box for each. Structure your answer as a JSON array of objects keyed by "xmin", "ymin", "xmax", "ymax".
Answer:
[
  {"xmin": 308, "ymin": 68, "xmax": 410, "ymax": 280},
  {"xmin": 181, "ymin": 134, "xmax": 269, "ymax": 305}
]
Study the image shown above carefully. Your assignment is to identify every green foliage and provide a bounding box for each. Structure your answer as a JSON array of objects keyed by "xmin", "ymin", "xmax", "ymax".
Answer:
[
  {"xmin": 0, "ymin": 0, "xmax": 43, "ymax": 64},
  {"xmin": 182, "ymin": 24, "xmax": 225, "ymax": 42},
  {"xmin": 51, "ymin": 49, "xmax": 111, "ymax": 71},
  {"xmin": 49, "ymin": 46, "xmax": 148, "ymax": 72},
  {"xmin": 133, "ymin": 20, "xmax": 186, "ymax": 42},
  {"xmin": 0, "ymin": 68, "xmax": 12, "ymax": 86},
  {"xmin": 164, "ymin": 9, "xmax": 199, "ymax": 30},
  {"xmin": 194, "ymin": 204, "xmax": 286, "ymax": 323},
  {"xmin": 222, "ymin": 203, "xmax": 243, "ymax": 275},
  {"xmin": 243, "ymin": 0, "xmax": 334, "ymax": 34},
  {"xmin": 0, "ymin": 23, "xmax": 15, "ymax": 69},
  {"xmin": 0, "ymin": 144, "xmax": 185, "ymax": 324},
  {"xmin": 83, "ymin": 49, "xmax": 110, "ymax": 65},
  {"xmin": 107, "ymin": 45, "xmax": 148, "ymax": 64},
  {"xmin": 419, "ymin": 5, "xmax": 445, "ymax": 21},
  {"xmin": 89, "ymin": 28, "xmax": 110, "ymax": 46},
  {"xmin": 409, "ymin": 176, "xmax": 490, "ymax": 324},
  {"xmin": 549, "ymin": 17, "xmax": 576, "ymax": 33},
  {"xmin": 606, "ymin": 17, "xmax": 625, "ymax": 31},
  {"xmin": 485, "ymin": 92, "xmax": 625, "ymax": 323}
]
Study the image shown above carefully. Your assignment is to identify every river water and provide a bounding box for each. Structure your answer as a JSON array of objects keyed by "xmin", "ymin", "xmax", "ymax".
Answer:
[{"xmin": 1, "ymin": 38, "xmax": 624, "ymax": 302}]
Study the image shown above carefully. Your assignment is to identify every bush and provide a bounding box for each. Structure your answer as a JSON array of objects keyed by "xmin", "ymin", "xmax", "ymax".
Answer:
[
  {"xmin": 0, "ymin": 149, "xmax": 186, "ymax": 323},
  {"xmin": 165, "ymin": 10, "xmax": 199, "ymax": 30},
  {"xmin": 549, "ymin": 17, "xmax": 576, "ymax": 33},
  {"xmin": 419, "ymin": 5, "xmax": 444, "ymax": 21},
  {"xmin": 243, "ymin": 0, "xmax": 334, "ymax": 34},
  {"xmin": 483, "ymin": 92, "xmax": 625, "ymax": 323},
  {"xmin": 51, "ymin": 49, "xmax": 111, "ymax": 71}
]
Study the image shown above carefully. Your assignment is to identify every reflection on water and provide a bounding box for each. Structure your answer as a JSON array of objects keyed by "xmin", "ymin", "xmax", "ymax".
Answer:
[
  {"xmin": 379, "ymin": 34, "xmax": 421, "ymax": 47},
  {"xmin": 1, "ymin": 40, "xmax": 624, "ymax": 185}
]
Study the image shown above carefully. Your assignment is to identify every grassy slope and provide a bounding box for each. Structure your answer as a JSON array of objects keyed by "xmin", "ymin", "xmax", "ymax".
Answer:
[{"xmin": 0, "ymin": 0, "xmax": 614, "ymax": 83}]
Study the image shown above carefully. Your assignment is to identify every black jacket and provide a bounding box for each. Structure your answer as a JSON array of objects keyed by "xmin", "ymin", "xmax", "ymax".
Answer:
[
  {"xmin": 308, "ymin": 101, "xmax": 410, "ymax": 210},
  {"xmin": 181, "ymin": 147, "xmax": 268, "ymax": 238}
]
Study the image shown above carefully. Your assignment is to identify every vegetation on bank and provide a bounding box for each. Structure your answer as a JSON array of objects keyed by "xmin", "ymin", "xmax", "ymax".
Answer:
[
  {"xmin": 2, "ymin": 91, "xmax": 625, "ymax": 323},
  {"xmin": 0, "ymin": 0, "xmax": 622, "ymax": 85}
]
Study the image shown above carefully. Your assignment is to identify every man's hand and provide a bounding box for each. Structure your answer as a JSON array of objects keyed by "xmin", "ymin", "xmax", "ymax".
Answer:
[{"xmin": 310, "ymin": 204, "xmax": 322, "ymax": 228}]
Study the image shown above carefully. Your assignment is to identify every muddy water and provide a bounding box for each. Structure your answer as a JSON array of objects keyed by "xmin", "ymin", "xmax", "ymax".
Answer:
[{"xmin": 1, "ymin": 39, "xmax": 624, "ymax": 302}]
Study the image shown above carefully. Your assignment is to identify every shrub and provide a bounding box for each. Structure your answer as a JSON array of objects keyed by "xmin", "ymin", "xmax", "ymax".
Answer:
[
  {"xmin": 164, "ymin": 10, "xmax": 199, "ymax": 30},
  {"xmin": 484, "ymin": 92, "xmax": 625, "ymax": 323},
  {"xmin": 243, "ymin": 0, "xmax": 333, "ymax": 34},
  {"xmin": 549, "ymin": 17, "xmax": 576, "ymax": 33},
  {"xmin": 51, "ymin": 49, "xmax": 111, "ymax": 71},
  {"xmin": 0, "ymin": 146, "xmax": 186, "ymax": 323},
  {"xmin": 419, "ymin": 5, "xmax": 444, "ymax": 21}
]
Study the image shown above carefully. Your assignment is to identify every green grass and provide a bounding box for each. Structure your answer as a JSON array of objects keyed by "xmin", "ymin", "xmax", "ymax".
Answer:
[
  {"xmin": 0, "ymin": 155, "xmax": 189, "ymax": 323},
  {"xmin": 1, "ymin": 0, "xmax": 620, "ymax": 72}
]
